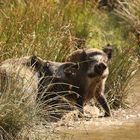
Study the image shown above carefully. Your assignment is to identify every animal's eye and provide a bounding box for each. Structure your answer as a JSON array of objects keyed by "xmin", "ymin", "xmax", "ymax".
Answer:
[
  {"xmin": 71, "ymin": 63, "xmax": 79, "ymax": 69},
  {"xmin": 63, "ymin": 63, "xmax": 79, "ymax": 76}
]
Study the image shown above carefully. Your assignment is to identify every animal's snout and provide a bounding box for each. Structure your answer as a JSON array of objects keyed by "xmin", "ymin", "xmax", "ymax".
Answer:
[
  {"xmin": 94, "ymin": 63, "xmax": 107, "ymax": 75},
  {"xmin": 88, "ymin": 62, "xmax": 107, "ymax": 78}
]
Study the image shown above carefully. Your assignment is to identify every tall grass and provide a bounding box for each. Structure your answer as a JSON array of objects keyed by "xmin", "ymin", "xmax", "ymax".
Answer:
[
  {"xmin": 0, "ymin": 0, "xmax": 73, "ymax": 61},
  {"xmin": 0, "ymin": 0, "xmax": 139, "ymax": 139},
  {"xmin": 0, "ymin": 67, "xmax": 64, "ymax": 140},
  {"xmin": 0, "ymin": 74, "xmax": 37, "ymax": 139},
  {"xmin": 106, "ymin": 47, "xmax": 138, "ymax": 109},
  {"xmin": 114, "ymin": 0, "xmax": 140, "ymax": 35},
  {"xmin": 113, "ymin": 0, "xmax": 140, "ymax": 54}
]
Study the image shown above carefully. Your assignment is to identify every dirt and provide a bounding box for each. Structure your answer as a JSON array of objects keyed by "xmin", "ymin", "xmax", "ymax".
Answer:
[{"xmin": 53, "ymin": 71, "xmax": 140, "ymax": 132}]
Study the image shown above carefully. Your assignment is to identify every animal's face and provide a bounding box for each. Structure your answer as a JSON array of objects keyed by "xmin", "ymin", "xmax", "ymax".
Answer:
[
  {"xmin": 66, "ymin": 45, "xmax": 113, "ymax": 80},
  {"xmin": 85, "ymin": 50, "xmax": 109, "ymax": 79},
  {"xmin": 30, "ymin": 55, "xmax": 79, "ymax": 79},
  {"xmin": 55, "ymin": 62, "xmax": 79, "ymax": 80}
]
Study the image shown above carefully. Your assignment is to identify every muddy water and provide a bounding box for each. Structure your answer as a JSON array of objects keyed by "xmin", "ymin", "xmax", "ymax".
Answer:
[{"xmin": 58, "ymin": 71, "xmax": 140, "ymax": 140}]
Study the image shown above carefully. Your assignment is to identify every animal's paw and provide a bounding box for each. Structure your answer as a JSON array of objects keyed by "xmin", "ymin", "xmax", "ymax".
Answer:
[{"xmin": 104, "ymin": 112, "xmax": 112, "ymax": 117}]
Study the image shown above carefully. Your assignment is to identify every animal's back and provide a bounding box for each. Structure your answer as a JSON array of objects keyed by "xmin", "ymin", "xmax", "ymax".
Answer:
[{"xmin": 0, "ymin": 57, "xmax": 39, "ymax": 101}]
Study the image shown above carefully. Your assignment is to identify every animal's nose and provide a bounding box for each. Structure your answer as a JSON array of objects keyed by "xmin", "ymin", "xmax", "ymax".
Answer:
[{"xmin": 94, "ymin": 63, "xmax": 107, "ymax": 74}]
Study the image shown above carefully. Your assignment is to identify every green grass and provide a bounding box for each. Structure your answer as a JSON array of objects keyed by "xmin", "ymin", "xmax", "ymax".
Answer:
[{"xmin": 0, "ymin": 0, "xmax": 139, "ymax": 139}]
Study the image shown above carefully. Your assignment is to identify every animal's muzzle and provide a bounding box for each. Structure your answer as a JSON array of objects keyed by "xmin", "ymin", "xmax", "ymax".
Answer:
[
  {"xmin": 88, "ymin": 63, "xmax": 107, "ymax": 78},
  {"xmin": 94, "ymin": 63, "xmax": 107, "ymax": 75}
]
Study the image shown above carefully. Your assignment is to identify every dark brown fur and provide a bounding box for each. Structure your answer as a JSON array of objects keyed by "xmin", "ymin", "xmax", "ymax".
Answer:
[
  {"xmin": 33, "ymin": 46, "xmax": 112, "ymax": 118},
  {"xmin": 29, "ymin": 47, "xmax": 112, "ymax": 118},
  {"xmin": 65, "ymin": 46, "xmax": 113, "ymax": 117},
  {"xmin": 0, "ymin": 49, "xmax": 112, "ymax": 120},
  {"xmin": 0, "ymin": 56, "xmax": 81, "ymax": 120}
]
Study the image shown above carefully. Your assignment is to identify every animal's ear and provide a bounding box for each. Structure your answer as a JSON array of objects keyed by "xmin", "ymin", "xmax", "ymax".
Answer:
[
  {"xmin": 103, "ymin": 44, "xmax": 113, "ymax": 60},
  {"xmin": 66, "ymin": 49, "xmax": 87, "ymax": 62},
  {"xmin": 29, "ymin": 55, "xmax": 42, "ymax": 71},
  {"xmin": 63, "ymin": 63, "xmax": 79, "ymax": 76}
]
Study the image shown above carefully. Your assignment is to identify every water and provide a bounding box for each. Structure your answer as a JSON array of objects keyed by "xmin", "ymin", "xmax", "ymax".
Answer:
[{"xmin": 59, "ymin": 71, "xmax": 140, "ymax": 140}]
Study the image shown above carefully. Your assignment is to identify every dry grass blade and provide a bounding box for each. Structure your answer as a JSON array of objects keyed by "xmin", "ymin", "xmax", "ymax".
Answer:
[
  {"xmin": 105, "ymin": 47, "xmax": 138, "ymax": 109},
  {"xmin": 114, "ymin": 0, "xmax": 140, "ymax": 34}
]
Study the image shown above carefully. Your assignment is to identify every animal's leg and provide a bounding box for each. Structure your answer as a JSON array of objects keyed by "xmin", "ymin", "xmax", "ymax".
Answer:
[
  {"xmin": 95, "ymin": 81, "xmax": 111, "ymax": 117},
  {"xmin": 76, "ymin": 96, "xmax": 84, "ymax": 117},
  {"xmin": 96, "ymin": 93, "xmax": 111, "ymax": 117}
]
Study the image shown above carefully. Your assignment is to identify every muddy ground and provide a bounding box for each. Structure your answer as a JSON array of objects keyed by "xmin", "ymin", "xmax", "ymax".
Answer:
[{"xmin": 52, "ymin": 71, "xmax": 140, "ymax": 139}]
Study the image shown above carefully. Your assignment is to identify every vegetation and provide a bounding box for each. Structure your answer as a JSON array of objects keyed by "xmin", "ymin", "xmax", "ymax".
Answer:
[
  {"xmin": 0, "ymin": 0, "xmax": 139, "ymax": 139},
  {"xmin": 106, "ymin": 47, "xmax": 138, "ymax": 109},
  {"xmin": 114, "ymin": 0, "xmax": 140, "ymax": 54}
]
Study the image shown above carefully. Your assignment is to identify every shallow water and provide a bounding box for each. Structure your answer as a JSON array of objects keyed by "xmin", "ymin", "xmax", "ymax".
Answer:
[{"xmin": 59, "ymin": 71, "xmax": 140, "ymax": 140}]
